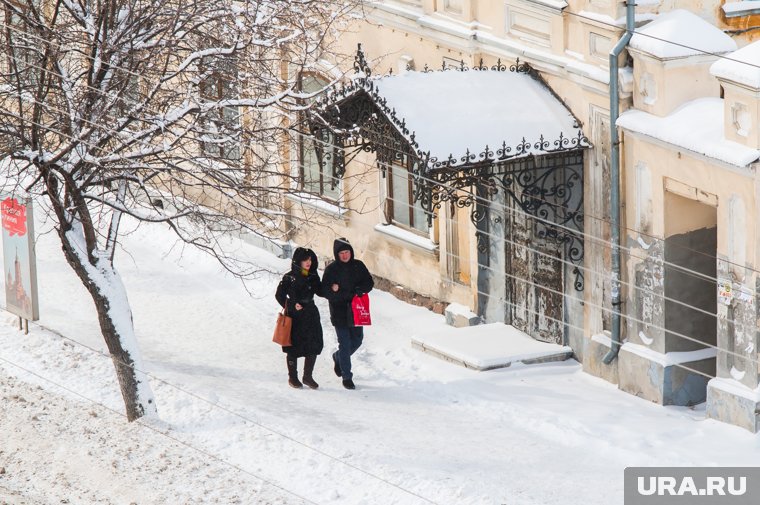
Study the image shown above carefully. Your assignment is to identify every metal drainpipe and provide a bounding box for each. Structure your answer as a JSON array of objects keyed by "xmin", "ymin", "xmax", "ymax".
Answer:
[{"xmin": 603, "ymin": 0, "xmax": 635, "ymax": 365}]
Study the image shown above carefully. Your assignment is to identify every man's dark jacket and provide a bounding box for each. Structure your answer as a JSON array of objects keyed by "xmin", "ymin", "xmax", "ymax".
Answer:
[{"xmin": 321, "ymin": 239, "xmax": 374, "ymax": 328}]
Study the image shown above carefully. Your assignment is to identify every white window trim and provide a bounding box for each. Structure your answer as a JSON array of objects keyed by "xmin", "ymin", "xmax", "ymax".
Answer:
[
  {"xmin": 374, "ymin": 223, "xmax": 437, "ymax": 253},
  {"xmin": 287, "ymin": 192, "xmax": 346, "ymax": 219}
]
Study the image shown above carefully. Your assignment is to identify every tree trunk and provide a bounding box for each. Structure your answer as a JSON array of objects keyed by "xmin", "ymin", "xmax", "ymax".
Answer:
[{"xmin": 58, "ymin": 226, "xmax": 157, "ymax": 422}]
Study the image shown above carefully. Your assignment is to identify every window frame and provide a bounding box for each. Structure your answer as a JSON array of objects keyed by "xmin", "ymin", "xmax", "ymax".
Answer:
[
  {"xmin": 297, "ymin": 72, "xmax": 341, "ymax": 202},
  {"xmin": 198, "ymin": 56, "xmax": 241, "ymax": 162},
  {"xmin": 3, "ymin": 2, "xmax": 43, "ymax": 91},
  {"xmin": 443, "ymin": 0, "xmax": 463, "ymax": 14},
  {"xmin": 387, "ymin": 153, "xmax": 430, "ymax": 235}
]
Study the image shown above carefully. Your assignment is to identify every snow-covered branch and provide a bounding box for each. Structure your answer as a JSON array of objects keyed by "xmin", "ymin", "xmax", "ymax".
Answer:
[{"xmin": 0, "ymin": 0, "xmax": 362, "ymax": 421}]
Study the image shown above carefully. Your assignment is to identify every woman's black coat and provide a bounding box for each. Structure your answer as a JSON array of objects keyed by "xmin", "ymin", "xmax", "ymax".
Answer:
[{"xmin": 275, "ymin": 248, "xmax": 324, "ymax": 357}]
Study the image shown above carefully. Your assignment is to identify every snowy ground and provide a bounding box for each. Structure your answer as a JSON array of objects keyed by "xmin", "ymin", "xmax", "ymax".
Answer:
[{"xmin": 1, "ymin": 214, "xmax": 759, "ymax": 505}]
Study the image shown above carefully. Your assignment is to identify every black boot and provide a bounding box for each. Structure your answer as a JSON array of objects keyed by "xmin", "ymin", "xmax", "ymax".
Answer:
[
  {"xmin": 287, "ymin": 356, "xmax": 302, "ymax": 389},
  {"xmin": 342, "ymin": 378, "xmax": 355, "ymax": 390},
  {"xmin": 303, "ymin": 355, "xmax": 319, "ymax": 389},
  {"xmin": 332, "ymin": 351, "xmax": 342, "ymax": 377}
]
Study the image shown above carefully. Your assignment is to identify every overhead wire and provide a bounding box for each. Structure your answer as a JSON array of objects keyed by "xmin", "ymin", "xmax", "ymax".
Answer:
[
  {"xmin": 0, "ymin": 353, "xmax": 319, "ymax": 505},
  {"xmin": 348, "ymin": 191, "xmax": 749, "ymax": 380},
  {"xmin": 0, "ymin": 9, "xmax": 754, "ymax": 282},
  {"xmin": 282, "ymin": 127, "xmax": 759, "ymax": 377},
  {"xmin": 0, "ymin": 305, "xmax": 441, "ymax": 505},
  {"xmin": 2, "ymin": 80, "xmax": 752, "ymax": 372},
  {"xmin": 1, "ymin": 54, "xmax": 750, "ymax": 375},
  {"xmin": 247, "ymin": 121, "xmax": 750, "ymax": 375},
  {"xmin": 1, "ymin": 2, "xmax": 758, "ymax": 412}
]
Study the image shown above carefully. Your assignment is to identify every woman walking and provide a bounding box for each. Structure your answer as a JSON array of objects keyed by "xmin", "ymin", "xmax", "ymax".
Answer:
[{"xmin": 275, "ymin": 247, "xmax": 324, "ymax": 389}]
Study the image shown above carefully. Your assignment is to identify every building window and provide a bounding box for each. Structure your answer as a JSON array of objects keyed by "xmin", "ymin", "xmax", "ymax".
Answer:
[
  {"xmin": 3, "ymin": 5, "xmax": 42, "ymax": 91},
  {"xmin": 444, "ymin": 0, "xmax": 463, "ymax": 14},
  {"xmin": 299, "ymin": 74, "xmax": 340, "ymax": 201},
  {"xmin": 388, "ymin": 154, "xmax": 430, "ymax": 234},
  {"xmin": 199, "ymin": 57, "xmax": 240, "ymax": 161},
  {"xmin": 114, "ymin": 74, "xmax": 140, "ymax": 117}
]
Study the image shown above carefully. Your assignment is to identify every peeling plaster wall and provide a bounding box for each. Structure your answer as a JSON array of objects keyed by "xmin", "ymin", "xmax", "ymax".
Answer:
[
  {"xmin": 630, "ymin": 50, "xmax": 722, "ymax": 118},
  {"xmin": 620, "ymin": 131, "xmax": 759, "ymax": 411},
  {"xmin": 478, "ymin": 189, "xmax": 507, "ymax": 323},
  {"xmin": 630, "ymin": 239, "xmax": 666, "ymax": 353},
  {"xmin": 716, "ymin": 259, "xmax": 760, "ymax": 390}
]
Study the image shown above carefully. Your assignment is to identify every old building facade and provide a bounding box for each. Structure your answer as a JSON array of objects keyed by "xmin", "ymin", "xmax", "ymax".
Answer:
[
  {"xmin": 280, "ymin": 0, "xmax": 760, "ymax": 430},
  {"xmin": 614, "ymin": 13, "xmax": 760, "ymax": 431}
]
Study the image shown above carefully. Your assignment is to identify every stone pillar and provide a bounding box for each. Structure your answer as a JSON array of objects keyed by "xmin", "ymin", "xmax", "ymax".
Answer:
[
  {"xmin": 476, "ymin": 188, "xmax": 506, "ymax": 323},
  {"xmin": 618, "ymin": 226, "xmax": 717, "ymax": 406},
  {"xmin": 707, "ymin": 266, "xmax": 760, "ymax": 432}
]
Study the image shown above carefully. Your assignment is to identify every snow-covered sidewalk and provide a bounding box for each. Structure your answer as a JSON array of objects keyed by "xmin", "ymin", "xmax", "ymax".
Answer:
[
  {"xmin": 1, "ymin": 215, "xmax": 759, "ymax": 505},
  {"xmin": 0, "ymin": 369, "xmax": 296, "ymax": 504}
]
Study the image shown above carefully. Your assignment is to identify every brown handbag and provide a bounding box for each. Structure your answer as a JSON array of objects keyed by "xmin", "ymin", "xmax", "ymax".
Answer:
[{"xmin": 273, "ymin": 306, "xmax": 292, "ymax": 346}]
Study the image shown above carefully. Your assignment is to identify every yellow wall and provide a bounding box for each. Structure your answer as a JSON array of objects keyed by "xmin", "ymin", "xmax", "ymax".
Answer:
[
  {"xmin": 622, "ymin": 132, "xmax": 757, "ymax": 268},
  {"xmin": 720, "ymin": 82, "xmax": 760, "ymax": 149},
  {"xmin": 298, "ymin": 0, "xmax": 623, "ymax": 318},
  {"xmin": 286, "ymin": 148, "xmax": 474, "ymax": 306},
  {"xmin": 630, "ymin": 50, "xmax": 722, "ymax": 117}
]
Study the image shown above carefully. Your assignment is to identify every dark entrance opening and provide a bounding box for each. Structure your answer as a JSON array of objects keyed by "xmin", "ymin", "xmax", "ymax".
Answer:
[{"xmin": 663, "ymin": 192, "xmax": 717, "ymax": 404}]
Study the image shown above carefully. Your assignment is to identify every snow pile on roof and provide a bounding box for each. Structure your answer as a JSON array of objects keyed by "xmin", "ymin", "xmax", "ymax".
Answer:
[
  {"xmin": 629, "ymin": 9, "xmax": 737, "ymax": 59},
  {"xmin": 372, "ymin": 70, "xmax": 582, "ymax": 162},
  {"xmin": 711, "ymin": 40, "xmax": 760, "ymax": 88},
  {"xmin": 617, "ymin": 98, "xmax": 760, "ymax": 167}
]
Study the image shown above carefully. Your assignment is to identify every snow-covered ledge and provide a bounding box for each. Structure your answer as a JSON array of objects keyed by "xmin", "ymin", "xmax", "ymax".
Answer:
[
  {"xmin": 369, "ymin": 3, "xmax": 611, "ymax": 89},
  {"xmin": 286, "ymin": 192, "xmax": 346, "ymax": 219},
  {"xmin": 621, "ymin": 341, "xmax": 717, "ymax": 367},
  {"xmin": 374, "ymin": 223, "xmax": 437, "ymax": 252},
  {"xmin": 524, "ymin": 0, "xmax": 567, "ymax": 10},
  {"xmin": 723, "ymin": 1, "xmax": 760, "ymax": 18}
]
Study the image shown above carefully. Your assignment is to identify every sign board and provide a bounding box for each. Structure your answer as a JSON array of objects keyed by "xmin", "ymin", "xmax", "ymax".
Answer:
[
  {"xmin": 1, "ymin": 196, "xmax": 39, "ymax": 320},
  {"xmin": 718, "ymin": 280, "xmax": 734, "ymax": 306},
  {"xmin": 738, "ymin": 286, "xmax": 754, "ymax": 304}
]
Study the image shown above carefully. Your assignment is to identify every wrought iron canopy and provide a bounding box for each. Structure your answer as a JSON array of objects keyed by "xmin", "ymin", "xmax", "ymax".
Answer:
[{"xmin": 306, "ymin": 45, "xmax": 591, "ymax": 290}]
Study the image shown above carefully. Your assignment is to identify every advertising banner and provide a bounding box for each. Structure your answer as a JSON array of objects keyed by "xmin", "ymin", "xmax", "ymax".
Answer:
[{"xmin": 1, "ymin": 196, "xmax": 39, "ymax": 321}]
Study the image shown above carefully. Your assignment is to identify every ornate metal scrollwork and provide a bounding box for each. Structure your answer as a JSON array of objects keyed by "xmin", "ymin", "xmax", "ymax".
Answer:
[
  {"xmin": 353, "ymin": 43, "xmax": 371, "ymax": 82},
  {"xmin": 306, "ymin": 44, "xmax": 591, "ymax": 290},
  {"xmin": 415, "ymin": 152, "xmax": 586, "ymax": 290},
  {"xmin": 509, "ymin": 58, "xmax": 531, "ymax": 73}
]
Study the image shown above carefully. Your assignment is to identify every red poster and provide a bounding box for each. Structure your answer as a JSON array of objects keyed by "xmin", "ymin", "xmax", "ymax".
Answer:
[{"xmin": 1, "ymin": 198, "xmax": 27, "ymax": 237}]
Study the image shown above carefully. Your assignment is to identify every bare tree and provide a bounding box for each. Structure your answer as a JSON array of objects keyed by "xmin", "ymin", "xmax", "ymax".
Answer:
[{"xmin": 0, "ymin": 0, "xmax": 360, "ymax": 421}]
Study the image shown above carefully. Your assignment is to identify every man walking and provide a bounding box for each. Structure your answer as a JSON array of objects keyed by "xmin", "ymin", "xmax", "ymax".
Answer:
[{"xmin": 322, "ymin": 238, "xmax": 374, "ymax": 389}]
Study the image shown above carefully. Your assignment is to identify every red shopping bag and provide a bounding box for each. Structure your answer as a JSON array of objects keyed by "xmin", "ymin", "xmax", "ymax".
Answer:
[{"xmin": 351, "ymin": 294, "xmax": 372, "ymax": 326}]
